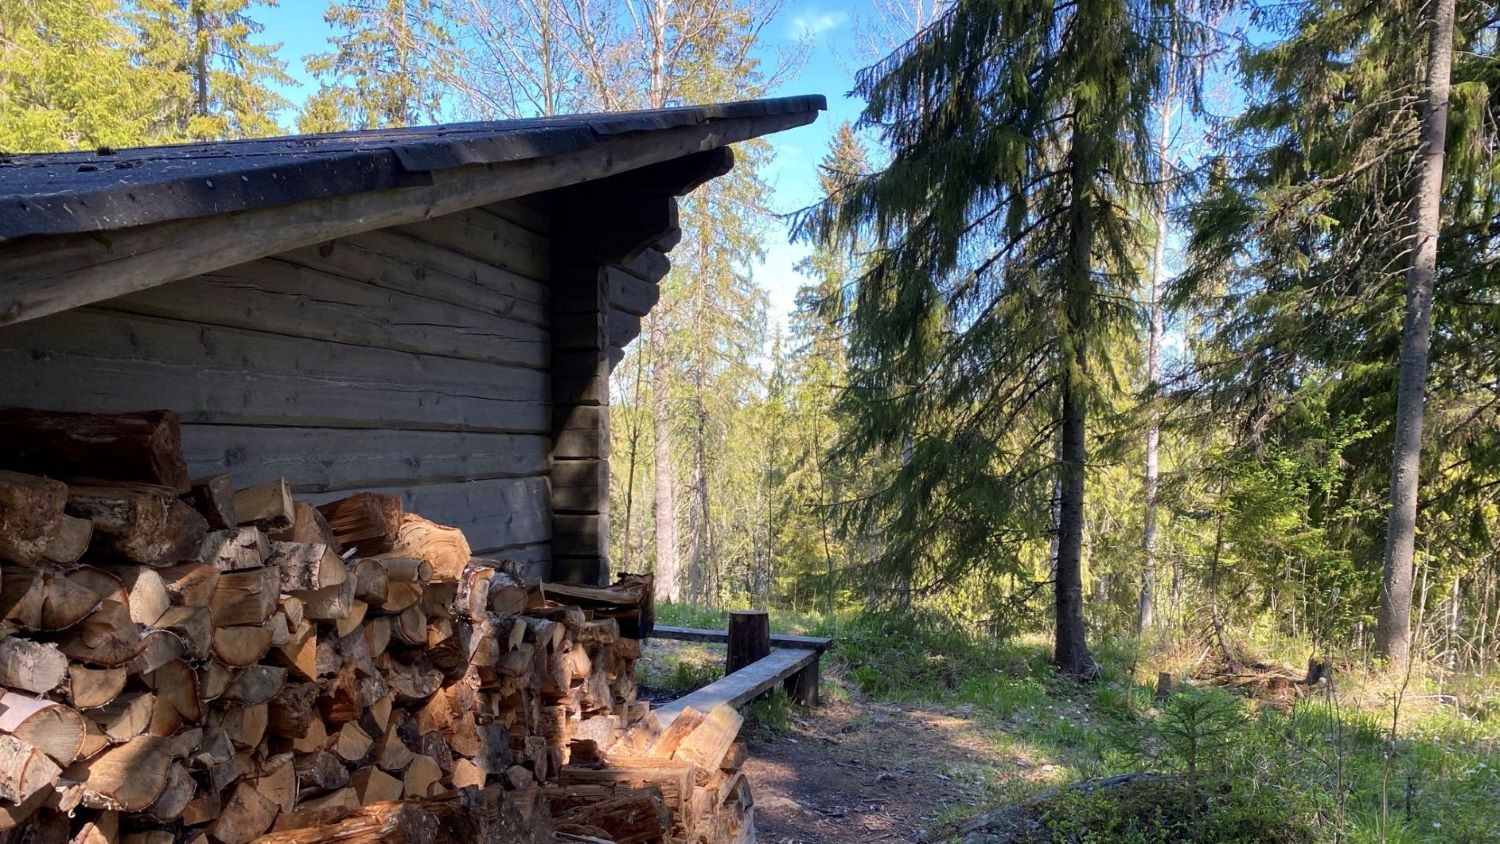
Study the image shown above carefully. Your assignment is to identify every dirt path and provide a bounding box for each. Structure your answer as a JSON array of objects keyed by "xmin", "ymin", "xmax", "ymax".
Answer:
[{"xmin": 742, "ymin": 698, "xmax": 1025, "ymax": 844}]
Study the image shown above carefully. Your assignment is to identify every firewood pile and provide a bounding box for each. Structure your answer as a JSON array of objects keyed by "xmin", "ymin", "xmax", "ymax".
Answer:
[{"xmin": 0, "ymin": 409, "xmax": 754, "ymax": 844}]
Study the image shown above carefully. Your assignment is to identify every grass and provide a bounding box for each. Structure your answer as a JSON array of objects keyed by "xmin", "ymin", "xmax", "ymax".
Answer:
[{"xmin": 647, "ymin": 604, "xmax": 1500, "ymax": 842}]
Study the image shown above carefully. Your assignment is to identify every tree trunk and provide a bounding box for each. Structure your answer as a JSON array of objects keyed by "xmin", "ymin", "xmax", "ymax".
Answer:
[
  {"xmin": 1055, "ymin": 131, "xmax": 1096, "ymax": 679},
  {"xmin": 1138, "ymin": 83, "xmax": 1173, "ymax": 635},
  {"xmin": 1377, "ymin": 0, "xmax": 1454, "ymax": 665},
  {"xmin": 192, "ymin": 1, "xmax": 210, "ymax": 134},
  {"xmin": 649, "ymin": 314, "xmax": 679, "ymax": 603}
]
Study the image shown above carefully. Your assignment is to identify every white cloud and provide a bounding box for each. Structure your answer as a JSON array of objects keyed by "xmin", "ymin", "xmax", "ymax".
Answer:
[{"xmin": 788, "ymin": 10, "xmax": 849, "ymax": 41}]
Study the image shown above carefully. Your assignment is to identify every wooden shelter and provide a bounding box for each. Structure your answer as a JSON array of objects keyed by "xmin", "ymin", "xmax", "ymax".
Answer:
[{"xmin": 0, "ymin": 96, "xmax": 824, "ymax": 587}]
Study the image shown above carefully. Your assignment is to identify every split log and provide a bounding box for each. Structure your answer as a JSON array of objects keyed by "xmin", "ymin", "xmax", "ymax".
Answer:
[
  {"xmin": 184, "ymin": 474, "xmax": 237, "ymax": 530},
  {"xmin": 64, "ymin": 734, "xmax": 171, "ymax": 812},
  {"xmin": 220, "ymin": 703, "xmax": 269, "ymax": 749},
  {"xmin": 66, "ymin": 482, "xmax": 207, "ymax": 567},
  {"xmin": 270, "ymin": 501, "xmax": 343, "ymax": 553},
  {"xmin": 155, "ymin": 605, "xmax": 213, "ymax": 658},
  {"xmin": 274, "ymin": 619, "xmax": 319, "ymax": 682},
  {"xmin": 403, "ymin": 754, "xmax": 443, "ymax": 797},
  {"xmin": 145, "ymin": 762, "xmax": 195, "ymax": 822},
  {"xmin": 128, "ymin": 628, "xmax": 186, "ymax": 675},
  {"xmin": 0, "ymin": 565, "xmax": 102, "ymax": 630},
  {"xmin": 212, "ymin": 626, "xmax": 275, "ymax": 667},
  {"xmin": 376, "ymin": 515, "xmax": 470, "ymax": 582},
  {"xmin": 223, "ymin": 665, "xmax": 287, "ymax": 707},
  {"xmin": 210, "ymin": 567, "xmax": 279, "ymax": 626},
  {"xmin": 295, "ymin": 749, "xmax": 350, "ymax": 794},
  {"xmin": 200, "ymin": 527, "xmax": 268, "ymax": 572},
  {"xmin": 198, "ymin": 660, "xmax": 237, "ymax": 701},
  {"xmin": 254, "ymin": 754, "xmax": 299, "ymax": 813},
  {"xmin": 158, "ymin": 562, "xmax": 219, "ymax": 608},
  {"xmin": 293, "ymin": 577, "xmax": 356, "ymax": 621},
  {"xmin": 56, "ymin": 599, "xmax": 143, "ymax": 667},
  {"xmin": 316, "ymin": 493, "xmax": 402, "ymax": 555},
  {"xmin": 232, "ymin": 480, "xmax": 294, "ymax": 532},
  {"xmin": 110, "ymin": 565, "xmax": 171, "ymax": 626},
  {"xmin": 66, "ymin": 664, "xmax": 127, "ymax": 709},
  {"xmin": 208, "ymin": 780, "xmax": 280, "ymax": 844},
  {"xmin": 267, "ymin": 682, "xmax": 318, "ymax": 740},
  {"xmin": 0, "ymin": 693, "xmax": 85, "ymax": 765},
  {"xmin": 269, "ymin": 542, "xmax": 347, "ymax": 592},
  {"xmin": 381, "ymin": 557, "xmax": 432, "ymax": 583},
  {"xmin": 333, "ymin": 722, "xmax": 373, "ymax": 764},
  {"xmin": 143, "ymin": 659, "xmax": 201, "ymax": 725},
  {"xmin": 43, "ymin": 515, "xmax": 93, "ymax": 564},
  {"xmin": 0, "ymin": 734, "xmax": 62, "ymax": 804},
  {"xmin": 0, "ymin": 409, "xmax": 190, "ymax": 491},
  {"xmin": 673, "ymin": 705, "xmax": 743, "ymax": 783},
  {"xmin": 0, "ymin": 470, "xmax": 67, "ymax": 565},
  {"xmin": 646, "ymin": 707, "xmax": 704, "ymax": 759},
  {"xmin": 91, "ymin": 691, "xmax": 155, "ymax": 743},
  {"xmin": 555, "ymin": 786, "xmax": 671, "ymax": 844},
  {"xmin": 350, "ymin": 558, "xmax": 390, "ymax": 604},
  {"xmin": 350, "ymin": 766, "xmax": 403, "ymax": 805}
]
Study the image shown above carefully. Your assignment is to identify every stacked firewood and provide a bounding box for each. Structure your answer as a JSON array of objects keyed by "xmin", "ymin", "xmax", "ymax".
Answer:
[{"xmin": 0, "ymin": 409, "xmax": 755, "ymax": 844}]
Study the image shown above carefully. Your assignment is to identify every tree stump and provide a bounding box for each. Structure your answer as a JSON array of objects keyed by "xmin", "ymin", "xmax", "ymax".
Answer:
[{"xmin": 725, "ymin": 611, "xmax": 769, "ymax": 675}]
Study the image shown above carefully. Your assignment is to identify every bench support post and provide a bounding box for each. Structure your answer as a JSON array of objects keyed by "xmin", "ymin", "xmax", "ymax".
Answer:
[
  {"xmin": 784, "ymin": 657, "xmax": 820, "ymax": 706},
  {"xmin": 726, "ymin": 610, "xmax": 770, "ymax": 674}
]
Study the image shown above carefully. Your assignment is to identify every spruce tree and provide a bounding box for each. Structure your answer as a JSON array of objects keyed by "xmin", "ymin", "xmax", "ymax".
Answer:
[
  {"xmin": 132, "ymin": 0, "xmax": 291, "ymax": 141},
  {"xmin": 804, "ymin": 0, "xmax": 1205, "ymax": 675},
  {"xmin": 1178, "ymin": 0, "xmax": 1499, "ymax": 652},
  {"xmin": 303, "ymin": 0, "xmax": 456, "ymax": 130},
  {"xmin": 0, "ymin": 0, "xmax": 163, "ymax": 152}
]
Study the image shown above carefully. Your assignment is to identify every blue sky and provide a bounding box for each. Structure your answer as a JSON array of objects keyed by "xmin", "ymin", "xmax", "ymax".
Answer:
[{"xmin": 256, "ymin": 0, "xmax": 874, "ymax": 329}]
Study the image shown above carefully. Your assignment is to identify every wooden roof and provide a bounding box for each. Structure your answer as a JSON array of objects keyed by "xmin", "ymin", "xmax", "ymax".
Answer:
[{"xmin": 0, "ymin": 95, "xmax": 823, "ymax": 326}]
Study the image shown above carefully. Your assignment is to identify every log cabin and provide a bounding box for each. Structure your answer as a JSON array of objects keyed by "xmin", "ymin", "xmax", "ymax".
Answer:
[{"xmin": 0, "ymin": 96, "xmax": 824, "ymax": 587}]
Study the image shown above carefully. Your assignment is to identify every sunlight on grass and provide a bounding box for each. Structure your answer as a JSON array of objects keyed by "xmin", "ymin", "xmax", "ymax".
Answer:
[{"xmin": 646, "ymin": 605, "xmax": 1500, "ymax": 842}]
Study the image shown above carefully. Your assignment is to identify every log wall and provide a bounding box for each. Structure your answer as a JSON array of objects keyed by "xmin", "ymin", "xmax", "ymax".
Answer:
[{"xmin": 0, "ymin": 200, "xmax": 557, "ymax": 573}]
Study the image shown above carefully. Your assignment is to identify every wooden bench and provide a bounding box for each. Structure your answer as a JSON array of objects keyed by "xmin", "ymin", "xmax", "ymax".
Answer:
[{"xmin": 651, "ymin": 614, "xmax": 833, "ymax": 726}]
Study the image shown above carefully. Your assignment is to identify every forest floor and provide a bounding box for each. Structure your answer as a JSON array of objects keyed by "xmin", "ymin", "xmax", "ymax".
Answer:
[
  {"xmin": 638, "ymin": 637, "xmax": 1089, "ymax": 843},
  {"xmin": 741, "ymin": 697, "xmax": 1009, "ymax": 843},
  {"xmin": 641, "ymin": 607, "xmax": 1500, "ymax": 843}
]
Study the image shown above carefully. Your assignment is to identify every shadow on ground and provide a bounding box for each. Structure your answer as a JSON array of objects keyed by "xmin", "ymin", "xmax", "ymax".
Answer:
[{"xmin": 743, "ymin": 697, "xmax": 1057, "ymax": 844}]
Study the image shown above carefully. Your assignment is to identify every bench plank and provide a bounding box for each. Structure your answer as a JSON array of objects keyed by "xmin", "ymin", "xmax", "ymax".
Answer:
[
  {"xmin": 655, "ymin": 649, "xmax": 816, "ymax": 726},
  {"xmin": 653, "ymin": 625, "xmax": 833, "ymax": 652}
]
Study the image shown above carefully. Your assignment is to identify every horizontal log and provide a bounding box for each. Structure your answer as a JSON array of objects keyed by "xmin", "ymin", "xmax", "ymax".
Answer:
[
  {"xmin": 182, "ymin": 427, "xmax": 549, "ymax": 493},
  {"xmin": 614, "ymin": 249, "xmax": 671, "ymax": 284},
  {"xmin": 553, "ymin": 406, "xmax": 608, "ymax": 460},
  {"xmin": 282, "ymin": 230, "xmax": 547, "ymax": 326},
  {"xmin": 605, "ymin": 267, "xmax": 660, "ymax": 317},
  {"xmin": 0, "ymin": 308, "xmax": 548, "ymax": 433},
  {"xmin": 479, "ymin": 197, "xmax": 551, "ymax": 235},
  {"xmin": 104, "ymin": 258, "xmax": 548, "ymax": 369},
  {"xmin": 395, "ymin": 207, "xmax": 549, "ymax": 282},
  {"xmin": 608, "ymin": 309, "xmax": 643, "ymax": 349}
]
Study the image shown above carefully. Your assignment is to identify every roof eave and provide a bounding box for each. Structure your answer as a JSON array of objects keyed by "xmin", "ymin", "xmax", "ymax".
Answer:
[{"xmin": 0, "ymin": 98, "xmax": 822, "ymax": 327}]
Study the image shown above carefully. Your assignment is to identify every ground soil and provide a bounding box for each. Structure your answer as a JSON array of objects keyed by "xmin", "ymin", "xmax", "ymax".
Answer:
[{"xmin": 741, "ymin": 698, "xmax": 1020, "ymax": 844}]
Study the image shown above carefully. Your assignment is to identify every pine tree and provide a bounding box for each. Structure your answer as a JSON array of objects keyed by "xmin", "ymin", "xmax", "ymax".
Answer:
[
  {"xmin": 132, "ymin": 0, "xmax": 291, "ymax": 141},
  {"xmin": 303, "ymin": 0, "xmax": 456, "ymax": 130},
  {"xmin": 0, "ymin": 0, "xmax": 163, "ymax": 152},
  {"xmin": 804, "ymin": 0, "xmax": 1206, "ymax": 676}
]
